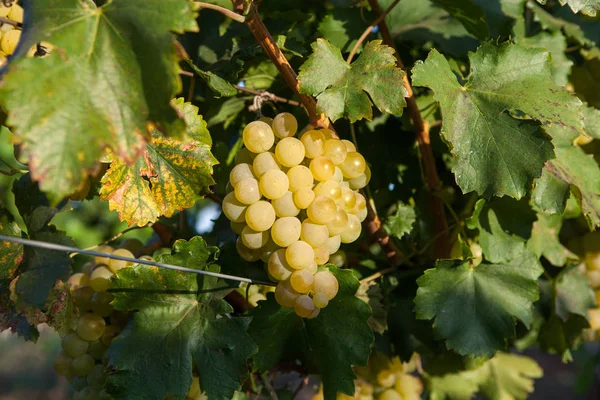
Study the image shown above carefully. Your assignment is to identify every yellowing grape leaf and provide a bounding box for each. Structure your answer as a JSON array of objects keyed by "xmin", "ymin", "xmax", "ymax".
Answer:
[
  {"xmin": 537, "ymin": 0, "xmax": 600, "ymax": 16},
  {"xmin": 0, "ymin": 0, "xmax": 199, "ymax": 201},
  {"xmin": 412, "ymin": 42, "xmax": 583, "ymax": 199},
  {"xmin": 298, "ymin": 39, "xmax": 408, "ymax": 122},
  {"xmin": 100, "ymin": 100, "xmax": 217, "ymax": 226}
]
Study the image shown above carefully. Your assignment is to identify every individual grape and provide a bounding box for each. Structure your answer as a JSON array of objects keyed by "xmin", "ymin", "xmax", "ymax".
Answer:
[
  {"xmin": 274, "ymin": 280, "xmax": 300, "ymax": 307},
  {"xmin": 326, "ymin": 209, "xmax": 349, "ymax": 236},
  {"xmin": 329, "ymin": 250, "xmax": 346, "ymax": 267},
  {"xmin": 301, "ymin": 130, "xmax": 326, "ymax": 158},
  {"xmin": 54, "ymin": 351, "xmax": 73, "ymax": 377},
  {"xmin": 586, "ymin": 252, "xmax": 600, "ymax": 271},
  {"xmin": 236, "ymin": 238, "xmax": 261, "ymax": 262},
  {"xmin": 353, "ymin": 192, "xmax": 367, "ymax": 213},
  {"xmin": 314, "ymin": 180, "xmax": 342, "ymax": 201},
  {"xmin": 306, "ymin": 261, "xmax": 318, "ymax": 274},
  {"xmin": 341, "ymin": 214, "xmax": 362, "ymax": 243},
  {"xmin": 260, "ymin": 239, "xmax": 280, "ymax": 263},
  {"xmin": 309, "ymin": 156, "xmax": 335, "ymax": 182},
  {"xmin": 76, "ymin": 313, "xmax": 106, "ymax": 342},
  {"xmin": 378, "ymin": 389, "xmax": 402, "ymax": 400},
  {"xmin": 349, "ymin": 165, "xmax": 371, "ymax": 190},
  {"xmin": 340, "ymin": 152, "xmax": 367, "ymax": 179},
  {"xmin": 87, "ymin": 341, "xmax": 107, "ymax": 360},
  {"xmin": 81, "ymin": 261, "xmax": 96, "ymax": 276},
  {"xmin": 272, "ymin": 112, "xmax": 298, "ymax": 138},
  {"xmin": 75, "ymin": 387, "xmax": 100, "ymax": 400},
  {"xmin": 0, "ymin": 5, "xmax": 10, "ymax": 18},
  {"xmin": 377, "ymin": 369, "xmax": 396, "ymax": 387},
  {"xmin": 94, "ymin": 245, "xmax": 114, "ymax": 266},
  {"xmin": 272, "ymin": 191, "xmax": 301, "ymax": 217},
  {"xmin": 293, "ymin": 187, "xmax": 315, "ymax": 209},
  {"xmin": 294, "ymin": 295, "xmax": 316, "ymax": 318},
  {"xmin": 287, "ymin": 165, "xmax": 313, "ymax": 192},
  {"xmin": 313, "ymin": 292, "xmax": 329, "ymax": 308},
  {"xmin": 230, "ymin": 221, "xmax": 246, "ymax": 235},
  {"xmin": 325, "ymin": 235, "xmax": 341, "ymax": 255},
  {"xmin": 241, "ymin": 226, "xmax": 270, "ymax": 249},
  {"xmin": 91, "ymin": 292, "xmax": 114, "ymax": 317},
  {"xmin": 62, "ymin": 332, "xmax": 90, "ymax": 357},
  {"xmin": 314, "ymin": 246, "xmax": 330, "ymax": 265},
  {"xmin": 357, "ymin": 207, "xmax": 368, "ymax": 222},
  {"xmin": 73, "ymin": 286, "xmax": 95, "ymax": 311},
  {"xmin": 313, "ymin": 271, "xmax": 338, "ymax": 300},
  {"xmin": 234, "ymin": 178, "xmax": 261, "ymax": 205},
  {"xmin": 108, "ymin": 248, "xmax": 134, "ymax": 273},
  {"xmin": 100, "ymin": 325, "xmax": 121, "ymax": 346},
  {"xmin": 1, "ymin": 29, "xmax": 20, "ymax": 55},
  {"xmin": 90, "ymin": 266, "xmax": 114, "ymax": 293},
  {"xmin": 235, "ymin": 147, "xmax": 255, "ymax": 165},
  {"xmin": 394, "ymin": 374, "xmax": 424, "ymax": 398},
  {"xmin": 320, "ymin": 129, "xmax": 336, "ymax": 140},
  {"xmin": 69, "ymin": 273, "xmax": 90, "ymax": 292},
  {"xmin": 332, "ymin": 166, "xmax": 344, "ymax": 182},
  {"xmin": 338, "ymin": 187, "xmax": 357, "ymax": 211},
  {"xmin": 259, "ymin": 116, "xmax": 274, "ymax": 126},
  {"xmin": 243, "ymin": 121, "xmax": 275, "ymax": 153},
  {"xmin": 222, "ymin": 192, "xmax": 248, "ymax": 223},
  {"xmin": 252, "ymin": 151, "xmax": 281, "ymax": 177},
  {"xmin": 276, "ymin": 137, "xmax": 305, "ymax": 167},
  {"xmin": 589, "ymin": 309, "xmax": 600, "ymax": 330},
  {"xmin": 187, "ymin": 376, "xmax": 202, "ymax": 398},
  {"xmin": 118, "ymin": 238, "xmax": 143, "ymax": 255},
  {"xmin": 0, "ymin": 24, "xmax": 14, "ymax": 33},
  {"xmin": 300, "ymin": 220, "xmax": 329, "ymax": 248},
  {"xmin": 259, "ymin": 169, "xmax": 289, "ymax": 200},
  {"xmin": 245, "ymin": 201, "xmax": 276, "ymax": 231},
  {"xmin": 271, "ymin": 217, "xmax": 302, "ymax": 247},
  {"xmin": 71, "ymin": 353, "xmax": 95, "ymax": 376},
  {"xmin": 230, "ymin": 163, "xmax": 255, "ymax": 187},
  {"xmin": 588, "ymin": 270, "xmax": 600, "ymax": 289},
  {"xmin": 87, "ymin": 364, "xmax": 107, "ymax": 389},
  {"xmin": 268, "ymin": 249, "xmax": 293, "ymax": 281},
  {"xmin": 286, "ymin": 241, "xmax": 315, "ymax": 270},
  {"xmin": 307, "ymin": 196, "xmax": 337, "ymax": 224},
  {"xmin": 323, "ymin": 139, "xmax": 348, "ymax": 165},
  {"xmin": 7, "ymin": 4, "xmax": 23, "ymax": 23},
  {"xmin": 341, "ymin": 139, "xmax": 356, "ymax": 152},
  {"xmin": 289, "ymin": 270, "xmax": 314, "ymax": 294}
]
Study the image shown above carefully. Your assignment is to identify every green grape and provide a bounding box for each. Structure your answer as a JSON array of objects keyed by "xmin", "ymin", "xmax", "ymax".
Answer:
[
  {"xmin": 300, "ymin": 220, "xmax": 329, "ymax": 248},
  {"xmin": 377, "ymin": 369, "xmax": 396, "ymax": 387},
  {"xmin": 314, "ymin": 246, "xmax": 330, "ymax": 265},
  {"xmin": 94, "ymin": 245, "xmax": 114, "ymax": 266},
  {"xmin": 329, "ymin": 250, "xmax": 346, "ymax": 267},
  {"xmin": 230, "ymin": 221, "xmax": 246, "ymax": 235},
  {"xmin": 71, "ymin": 353, "xmax": 95, "ymax": 376},
  {"xmin": 272, "ymin": 112, "xmax": 298, "ymax": 139},
  {"xmin": 259, "ymin": 116, "xmax": 274, "ymax": 126},
  {"xmin": 245, "ymin": 201, "xmax": 276, "ymax": 232},
  {"xmin": 290, "ymin": 270, "xmax": 314, "ymax": 293},
  {"xmin": 307, "ymin": 196, "xmax": 337, "ymax": 224},
  {"xmin": 352, "ymin": 192, "xmax": 367, "ymax": 214},
  {"xmin": 73, "ymin": 286, "xmax": 95, "ymax": 311},
  {"xmin": 81, "ymin": 261, "xmax": 96, "ymax": 276},
  {"xmin": 325, "ymin": 235, "xmax": 341, "ymax": 255},
  {"xmin": 1, "ymin": 29, "xmax": 20, "ymax": 55},
  {"xmin": 276, "ymin": 137, "xmax": 305, "ymax": 167},
  {"xmin": 86, "ymin": 364, "xmax": 107, "ymax": 389},
  {"xmin": 313, "ymin": 292, "xmax": 329, "ymax": 308},
  {"xmin": 293, "ymin": 187, "xmax": 315, "ymax": 209},
  {"xmin": 357, "ymin": 206, "xmax": 368, "ymax": 222},
  {"xmin": 118, "ymin": 238, "xmax": 144, "ymax": 254},
  {"xmin": 326, "ymin": 209, "xmax": 349, "ymax": 236},
  {"xmin": 341, "ymin": 139, "xmax": 356, "ymax": 152},
  {"xmin": 313, "ymin": 271, "xmax": 338, "ymax": 300},
  {"xmin": 378, "ymin": 389, "xmax": 402, "ymax": 400},
  {"xmin": 287, "ymin": 165, "xmax": 313, "ymax": 192},
  {"xmin": 340, "ymin": 152, "xmax": 366, "ymax": 179},
  {"xmin": 306, "ymin": 261, "xmax": 318, "ymax": 274},
  {"xmin": 259, "ymin": 238, "xmax": 280, "ymax": 263},
  {"xmin": 235, "ymin": 147, "xmax": 255, "ymax": 165},
  {"xmin": 271, "ymin": 217, "xmax": 302, "ymax": 247},
  {"xmin": 309, "ymin": 156, "xmax": 335, "ymax": 182},
  {"xmin": 294, "ymin": 295, "xmax": 316, "ymax": 318},
  {"xmin": 62, "ymin": 331, "xmax": 90, "ymax": 357},
  {"xmin": 259, "ymin": 169, "xmax": 289, "ymax": 200},
  {"xmin": 349, "ymin": 165, "xmax": 371, "ymax": 190},
  {"xmin": 0, "ymin": 5, "xmax": 10, "ymax": 18},
  {"xmin": 286, "ymin": 241, "xmax": 315, "ymax": 270},
  {"xmin": 300, "ymin": 130, "xmax": 326, "ymax": 158},
  {"xmin": 236, "ymin": 237, "xmax": 261, "ymax": 262},
  {"xmin": 272, "ymin": 191, "xmax": 301, "ymax": 217},
  {"xmin": 100, "ymin": 325, "xmax": 121, "ymax": 346},
  {"xmin": 108, "ymin": 248, "xmax": 134, "ymax": 273},
  {"xmin": 76, "ymin": 313, "xmax": 106, "ymax": 342},
  {"xmin": 243, "ymin": 121, "xmax": 275, "ymax": 153},
  {"xmin": 7, "ymin": 3, "xmax": 23, "ymax": 23},
  {"xmin": 252, "ymin": 151, "xmax": 281, "ymax": 177},
  {"xmin": 340, "ymin": 214, "xmax": 361, "ymax": 244},
  {"xmin": 332, "ymin": 166, "xmax": 344, "ymax": 182},
  {"xmin": 314, "ymin": 180, "xmax": 342, "ymax": 201},
  {"xmin": 394, "ymin": 373, "xmax": 424, "ymax": 398},
  {"xmin": 69, "ymin": 273, "xmax": 90, "ymax": 292},
  {"xmin": 90, "ymin": 292, "xmax": 115, "ymax": 317},
  {"xmin": 268, "ymin": 249, "xmax": 293, "ymax": 281},
  {"xmin": 274, "ymin": 279, "xmax": 300, "ymax": 308},
  {"xmin": 222, "ymin": 192, "xmax": 247, "ymax": 223},
  {"xmin": 87, "ymin": 341, "xmax": 107, "ymax": 360},
  {"xmin": 241, "ymin": 225, "xmax": 270, "ymax": 249},
  {"xmin": 589, "ymin": 308, "xmax": 600, "ymax": 330},
  {"xmin": 586, "ymin": 251, "xmax": 600, "ymax": 271},
  {"xmin": 54, "ymin": 351, "xmax": 73, "ymax": 377},
  {"xmin": 230, "ymin": 163, "xmax": 255, "ymax": 187},
  {"xmin": 323, "ymin": 139, "xmax": 347, "ymax": 165},
  {"xmin": 90, "ymin": 266, "xmax": 114, "ymax": 293}
]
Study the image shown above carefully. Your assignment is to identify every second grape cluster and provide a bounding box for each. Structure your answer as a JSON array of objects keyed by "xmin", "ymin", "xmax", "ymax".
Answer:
[{"xmin": 222, "ymin": 112, "xmax": 370, "ymax": 319}]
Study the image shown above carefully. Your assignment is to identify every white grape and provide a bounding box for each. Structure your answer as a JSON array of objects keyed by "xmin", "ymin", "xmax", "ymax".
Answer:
[
  {"xmin": 323, "ymin": 139, "xmax": 347, "ymax": 165},
  {"xmin": 272, "ymin": 112, "xmax": 298, "ymax": 138},
  {"xmin": 272, "ymin": 191, "xmax": 301, "ymax": 217},
  {"xmin": 234, "ymin": 178, "xmax": 261, "ymax": 205},
  {"xmin": 293, "ymin": 187, "xmax": 315, "ymax": 209},
  {"xmin": 274, "ymin": 280, "xmax": 300, "ymax": 308},
  {"xmin": 268, "ymin": 249, "xmax": 293, "ymax": 281},
  {"xmin": 314, "ymin": 246, "xmax": 330, "ymax": 265},
  {"xmin": 314, "ymin": 180, "xmax": 342, "ymax": 201},
  {"xmin": 300, "ymin": 220, "xmax": 329, "ymax": 248},
  {"xmin": 253, "ymin": 151, "xmax": 281, "ymax": 177},
  {"xmin": 236, "ymin": 238, "xmax": 261, "ymax": 262},
  {"xmin": 235, "ymin": 147, "xmax": 255, "ymax": 165},
  {"xmin": 286, "ymin": 241, "xmax": 315, "ymax": 270},
  {"xmin": 300, "ymin": 130, "xmax": 326, "ymax": 158},
  {"xmin": 287, "ymin": 165, "xmax": 313, "ymax": 192},
  {"xmin": 245, "ymin": 201, "xmax": 276, "ymax": 232},
  {"xmin": 222, "ymin": 192, "xmax": 247, "ymax": 223},
  {"xmin": 243, "ymin": 121, "xmax": 275, "ymax": 153},
  {"xmin": 326, "ymin": 209, "xmax": 349, "ymax": 236},
  {"xmin": 310, "ymin": 156, "xmax": 335, "ymax": 182},
  {"xmin": 307, "ymin": 196, "xmax": 337, "ymax": 224},
  {"xmin": 340, "ymin": 152, "xmax": 366, "ymax": 178},
  {"xmin": 271, "ymin": 217, "xmax": 302, "ymax": 247},
  {"xmin": 313, "ymin": 271, "xmax": 338, "ymax": 300},
  {"xmin": 230, "ymin": 163, "xmax": 255, "ymax": 187},
  {"xmin": 294, "ymin": 295, "xmax": 316, "ymax": 318},
  {"xmin": 276, "ymin": 137, "xmax": 305, "ymax": 167},
  {"xmin": 241, "ymin": 226, "xmax": 270, "ymax": 249},
  {"xmin": 259, "ymin": 169, "xmax": 289, "ymax": 200},
  {"xmin": 340, "ymin": 214, "xmax": 361, "ymax": 243},
  {"xmin": 290, "ymin": 270, "xmax": 314, "ymax": 293},
  {"xmin": 325, "ymin": 235, "xmax": 341, "ymax": 255},
  {"xmin": 313, "ymin": 292, "xmax": 329, "ymax": 308},
  {"xmin": 341, "ymin": 139, "xmax": 356, "ymax": 152}
]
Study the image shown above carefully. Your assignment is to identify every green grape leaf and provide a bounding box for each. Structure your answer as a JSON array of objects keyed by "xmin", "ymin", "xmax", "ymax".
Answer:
[
  {"xmin": 415, "ymin": 254, "xmax": 543, "ymax": 357},
  {"xmin": 554, "ymin": 266, "xmax": 595, "ymax": 321},
  {"xmin": 0, "ymin": 212, "xmax": 23, "ymax": 282},
  {"xmin": 107, "ymin": 237, "xmax": 256, "ymax": 400},
  {"xmin": 356, "ymin": 281, "xmax": 387, "ymax": 334},
  {"xmin": 412, "ymin": 42, "xmax": 583, "ymax": 199},
  {"xmin": 544, "ymin": 145, "xmax": 600, "ymax": 228},
  {"xmin": 583, "ymin": 105, "xmax": 600, "ymax": 139},
  {"xmin": 476, "ymin": 353, "xmax": 543, "ymax": 400},
  {"xmin": 528, "ymin": 1, "xmax": 597, "ymax": 47},
  {"xmin": 100, "ymin": 100, "xmax": 217, "ymax": 226},
  {"xmin": 384, "ymin": 202, "xmax": 417, "ymax": 240},
  {"xmin": 466, "ymin": 198, "xmax": 536, "ymax": 264},
  {"xmin": 248, "ymin": 266, "xmax": 373, "ymax": 399},
  {"xmin": 537, "ymin": 0, "xmax": 600, "ymax": 16},
  {"xmin": 298, "ymin": 39, "xmax": 408, "ymax": 122},
  {"xmin": 519, "ymin": 31, "xmax": 573, "ymax": 86},
  {"xmin": 527, "ymin": 213, "xmax": 577, "ymax": 267},
  {"xmin": 184, "ymin": 60, "xmax": 238, "ymax": 98},
  {"xmin": 0, "ymin": 0, "xmax": 199, "ymax": 201},
  {"xmin": 539, "ymin": 313, "xmax": 589, "ymax": 361},
  {"xmin": 429, "ymin": 0, "xmax": 490, "ymax": 40},
  {"xmin": 531, "ymin": 168, "xmax": 570, "ymax": 215},
  {"xmin": 428, "ymin": 369, "xmax": 481, "ymax": 400},
  {"xmin": 317, "ymin": 8, "xmax": 372, "ymax": 53}
]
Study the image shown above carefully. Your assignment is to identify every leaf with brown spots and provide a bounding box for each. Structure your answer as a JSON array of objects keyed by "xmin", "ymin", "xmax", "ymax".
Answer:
[
  {"xmin": 100, "ymin": 99, "xmax": 217, "ymax": 226},
  {"xmin": 0, "ymin": 211, "xmax": 23, "ymax": 282}
]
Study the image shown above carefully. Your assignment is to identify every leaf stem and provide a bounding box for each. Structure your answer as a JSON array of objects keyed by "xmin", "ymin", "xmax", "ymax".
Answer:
[
  {"xmin": 195, "ymin": 2, "xmax": 246, "ymax": 23},
  {"xmin": 346, "ymin": 0, "xmax": 401, "ymax": 64},
  {"xmin": 367, "ymin": 0, "xmax": 450, "ymax": 258},
  {"xmin": 260, "ymin": 371, "xmax": 279, "ymax": 400}
]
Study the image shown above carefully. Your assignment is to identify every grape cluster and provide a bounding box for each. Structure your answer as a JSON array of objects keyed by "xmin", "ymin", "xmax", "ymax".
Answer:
[
  {"xmin": 0, "ymin": 1, "xmax": 22, "ymax": 63},
  {"xmin": 53, "ymin": 241, "xmax": 141, "ymax": 400},
  {"xmin": 222, "ymin": 113, "xmax": 370, "ymax": 318},
  {"xmin": 581, "ymin": 232, "xmax": 600, "ymax": 338}
]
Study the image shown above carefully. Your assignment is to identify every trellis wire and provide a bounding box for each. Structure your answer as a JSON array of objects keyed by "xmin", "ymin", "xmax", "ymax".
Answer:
[{"xmin": 0, "ymin": 234, "xmax": 276, "ymax": 287}]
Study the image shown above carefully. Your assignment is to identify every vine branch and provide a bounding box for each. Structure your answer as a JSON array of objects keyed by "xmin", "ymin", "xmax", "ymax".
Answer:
[
  {"xmin": 367, "ymin": 0, "xmax": 450, "ymax": 258},
  {"xmin": 195, "ymin": 2, "xmax": 246, "ymax": 23}
]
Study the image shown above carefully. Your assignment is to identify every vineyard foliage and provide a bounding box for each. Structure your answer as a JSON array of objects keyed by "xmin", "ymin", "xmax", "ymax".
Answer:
[{"xmin": 0, "ymin": 0, "xmax": 600, "ymax": 399}]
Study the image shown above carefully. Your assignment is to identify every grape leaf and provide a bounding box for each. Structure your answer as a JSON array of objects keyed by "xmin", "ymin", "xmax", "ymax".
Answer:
[
  {"xmin": 528, "ymin": 1, "xmax": 598, "ymax": 48},
  {"xmin": 412, "ymin": 42, "xmax": 583, "ymax": 199},
  {"xmin": 537, "ymin": 0, "xmax": 600, "ymax": 16},
  {"xmin": 583, "ymin": 105, "xmax": 600, "ymax": 139},
  {"xmin": 415, "ymin": 253, "xmax": 543, "ymax": 357},
  {"xmin": 476, "ymin": 353, "xmax": 543, "ymax": 400},
  {"xmin": 384, "ymin": 202, "xmax": 416, "ymax": 240},
  {"xmin": 428, "ymin": 369, "xmax": 481, "ymax": 400},
  {"xmin": 531, "ymin": 168, "xmax": 570, "ymax": 215},
  {"xmin": 554, "ymin": 266, "xmax": 595, "ymax": 321},
  {"xmin": 519, "ymin": 31, "xmax": 573, "ymax": 86},
  {"xmin": 248, "ymin": 266, "xmax": 373, "ymax": 400},
  {"xmin": 107, "ymin": 237, "xmax": 256, "ymax": 400},
  {"xmin": 298, "ymin": 39, "xmax": 408, "ymax": 122},
  {"xmin": 0, "ymin": 0, "xmax": 199, "ymax": 201},
  {"xmin": 429, "ymin": 0, "xmax": 490, "ymax": 40},
  {"xmin": 100, "ymin": 99, "xmax": 217, "ymax": 226},
  {"xmin": 318, "ymin": 8, "xmax": 372, "ymax": 53},
  {"xmin": 527, "ymin": 213, "xmax": 576, "ymax": 267}
]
